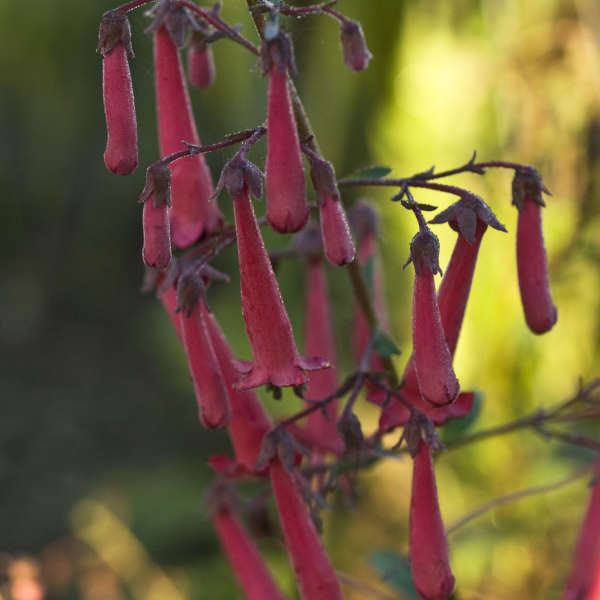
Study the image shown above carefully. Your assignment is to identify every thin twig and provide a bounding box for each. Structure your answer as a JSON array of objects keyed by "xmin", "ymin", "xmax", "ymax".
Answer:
[{"xmin": 446, "ymin": 463, "xmax": 596, "ymax": 536}]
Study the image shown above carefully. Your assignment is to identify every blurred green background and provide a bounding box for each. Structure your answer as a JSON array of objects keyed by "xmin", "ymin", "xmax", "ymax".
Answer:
[{"xmin": 1, "ymin": 0, "xmax": 599, "ymax": 598}]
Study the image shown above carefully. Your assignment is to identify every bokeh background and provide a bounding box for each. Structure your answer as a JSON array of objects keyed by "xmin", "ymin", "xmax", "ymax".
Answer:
[{"xmin": 2, "ymin": 0, "xmax": 600, "ymax": 598}]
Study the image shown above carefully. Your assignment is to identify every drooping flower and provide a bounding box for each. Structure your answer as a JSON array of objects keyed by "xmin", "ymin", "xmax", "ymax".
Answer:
[
  {"xmin": 512, "ymin": 168, "xmax": 557, "ymax": 334},
  {"xmin": 178, "ymin": 278, "xmax": 230, "ymax": 429},
  {"xmin": 187, "ymin": 30, "xmax": 215, "ymax": 88},
  {"xmin": 294, "ymin": 224, "xmax": 344, "ymax": 455},
  {"xmin": 305, "ymin": 151, "xmax": 355, "ymax": 266},
  {"xmin": 406, "ymin": 228, "xmax": 459, "ymax": 406},
  {"xmin": 410, "ymin": 439, "xmax": 455, "ymax": 600},
  {"xmin": 339, "ymin": 20, "xmax": 372, "ymax": 72},
  {"xmin": 262, "ymin": 32, "xmax": 309, "ymax": 234},
  {"xmin": 213, "ymin": 501, "xmax": 287, "ymax": 600},
  {"xmin": 205, "ymin": 311, "xmax": 274, "ymax": 472},
  {"xmin": 98, "ymin": 11, "xmax": 138, "ymax": 176},
  {"xmin": 153, "ymin": 21, "xmax": 222, "ymax": 247},
  {"xmin": 563, "ymin": 459, "xmax": 600, "ymax": 600},
  {"xmin": 269, "ymin": 457, "xmax": 343, "ymax": 600},
  {"xmin": 139, "ymin": 162, "xmax": 172, "ymax": 269},
  {"xmin": 219, "ymin": 157, "xmax": 328, "ymax": 391}
]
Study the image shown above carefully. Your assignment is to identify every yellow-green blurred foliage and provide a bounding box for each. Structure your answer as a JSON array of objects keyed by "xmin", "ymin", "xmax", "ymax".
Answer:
[{"xmin": 2, "ymin": 0, "xmax": 599, "ymax": 599}]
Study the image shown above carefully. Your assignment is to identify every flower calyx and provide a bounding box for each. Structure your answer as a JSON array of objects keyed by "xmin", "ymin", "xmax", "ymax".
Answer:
[
  {"xmin": 404, "ymin": 229, "xmax": 442, "ymax": 276},
  {"xmin": 403, "ymin": 411, "xmax": 444, "ymax": 458},
  {"xmin": 340, "ymin": 19, "xmax": 372, "ymax": 72},
  {"xmin": 511, "ymin": 167, "xmax": 551, "ymax": 211},
  {"xmin": 304, "ymin": 149, "xmax": 340, "ymax": 206},
  {"xmin": 139, "ymin": 162, "xmax": 172, "ymax": 208},
  {"xmin": 97, "ymin": 10, "xmax": 134, "ymax": 58},
  {"xmin": 215, "ymin": 155, "xmax": 263, "ymax": 202},
  {"xmin": 260, "ymin": 30, "xmax": 297, "ymax": 76},
  {"xmin": 254, "ymin": 428, "xmax": 303, "ymax": 473},
  {"xmin": 146, "ymin": 0, "xmax": 194, "ymax": 48},
  {"xmin": 293, "ymin": 221, "xmax": 323, "ymax": 262},
  {"xmin": 429, "ymin": 195, "xmax": 507, "ymax": 243}
]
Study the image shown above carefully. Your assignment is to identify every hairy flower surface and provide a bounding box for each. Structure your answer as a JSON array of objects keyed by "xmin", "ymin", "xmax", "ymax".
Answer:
[
  {"xmin": 187, "ymin": 34, "xmax": 215, "ymax": 88},
  {"xmin": 180, "ymin": 301, "xmax": 231, "ymax": 428},
  {"xmin": 410, "ymin": 440, "xmax": 455, "ymax": 600},
  {"xmin": 213, "ymin": 505, "xmax": 287, "ymax": 600},
  {"xmin": 270, "ymin": 458, "xmax": 343, "ymax": 600},
  {"xmin": 99, "ymin": 13, "xmax": 138, "ymax": 176},
  {"xmin": 264, "ymin": 42, "xmax": 308, "ymax": 233},
  {"xmin": 154, "ymin": 26, "xmax": 221, "ymax": 247},
  {"xmin": 513, "ymin": 170, "xmax": 558, "ymax": 334},
  {"xmin": 233, "ymin": 184, "xmax": 327, "ymax": 390}
]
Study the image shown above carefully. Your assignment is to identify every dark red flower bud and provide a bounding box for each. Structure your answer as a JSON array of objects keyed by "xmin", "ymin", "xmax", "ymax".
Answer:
[
  {"xmin": 229, "ymin": 177, "xmax": 328, "ymax": 390},
  {"xmin": 563, "ymin": 459, "xmax": 600, "ymax": 600},
  {"xmin": 262, "ymin": 34, "xmax": 308, "ymax": 234},
  {"xmin": 306, "ymin": 152, "xmax": 355, "ymax": 266},
  {"xmin": 98, "ymin": 11, "xmax": 138, "ymax": 176},
  {"xmin": 213, "ymin": 504, "xmax": 287, "ymax": 600},
  {"xmin": 205, "ymin": 312, "xmax": 274, "ymax": 472},
  {"xmin": 179, "ymin": 289, "xmax": 231, "ymax": 429},
  {"xmin": 512, "ymin": 169, "xmax": 557, "ymax": 334},
  {"xmin": 154, "ymin": 26, "xmax": 222, "ymax": 247},
  {"xmin": 187, "ymin": 31, "xmax": 215, "ymax": 88},
  {"xmin": 139, "ymin": 163, "xmax": 173, "ymax": 269},
  {"xmin": 410, "ymin": 440, "xmax": 455, "ymax": 600},
  {"xmin": 302, "ymin": 243, "xmax": 344, "ymax": 455},
  {"xmin": 340, "ymin": 20, "xmax": 372, "ymax": 72},
  {"xmin": 407, "ymin": 229, "xmax": 459, "ymax": 406},
  {"xmin": 269, "ymin": 458, "xmax": 343, "ymax": 600}
]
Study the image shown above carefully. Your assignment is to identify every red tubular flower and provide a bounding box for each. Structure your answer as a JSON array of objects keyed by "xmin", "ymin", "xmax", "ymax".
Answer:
[
  {"xmin": 512, "ymin": 169, "xmax": 557, "ymax": 334},
  {"xmin": 305, "ymin": 151, "xmax": 355, "ymax": 266},
  {"xmin": 159, "ymin": 283, "xmax": 183, "ymax": 341},
  {"xmin": 98, "ymin": 12, "xmax": 138, "ymax": 176},
  {"xmin": 187, "ymin": 32, "xmax": 215, "ymax": 88},
  {"xmin": 269, "ymin": 457, "xmax": 343, "ymax": 600},
  {"xmin": 180, "ymin": 298, "xmax": 231, "ymax": 428},
  {"xmin": 213, "ymin": 505, "xmax": 287, "ymax": 600},
  {"xmin": 205, "ymin": 311, "xmax": 274, "ymax": 472},
  {"xmin": 408, "ymin": 229, "xmax": 459, "ymax": 406},
  {"xmin": 410, "ymin": 439, "xmax": 455, "ymax": 600},
  {"xmin": 139, "ymin": 162, "xmax": 172, "ymax": 269},
  {"xmin": 232, "ymin": 180, "xmax": 327, "ymax": 390},
  {"xmin": 563, "ymin": 459, "xmax": 600, "ymax": 600},
  {"xmin": 262, "ymin": 33, "xmax": 309, "ymax": 234},
  {"xmin": 154, "ymin": 25, "xmax": 222, "ymax": 247}
]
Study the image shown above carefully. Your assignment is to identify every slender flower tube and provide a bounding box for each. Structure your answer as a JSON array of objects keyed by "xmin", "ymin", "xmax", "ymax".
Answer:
[
  {"xmin": 563, "ymin": 459, "xmax": 600, "ymax": 600},
  {"xmin": 263, "ymin": 33, "xmax": 309, "ymax": 233},
  {"xmin": 139, "ymin": 162, "xmax": 173, "ymax": 270},
  {"xmin": 410, "ymin": 439, "xmax": 455, "ymax": 600},
  {"xmin": 512, "ymin": 169, "xmax": 557, "ymax": 334},
  {"xmin": 408, "ymin": 229, "xmax": 459, "ymax": 406},
  {"xmin": 98, "ymin": 12, "xmax": 138, "ymax": 176},
  {"xmin": 232, "ymin": 179, "xmax": 328, "ymax": 390},
  {"xmin": 269, "ymin": 458, "xmax": 343, "ymax": 600},
  {"xmin": 159, "ymin": 283, "xmax": 183, "ymax": 341},
  {"xmin": 295, "ymin": 225, "xmax": 343, "ymax": 454},
  {"xmin": 154, "ymin": 25, "xmax": 222, "ymax": 247},
  {"xmin": 187, "ymin": 32, "xmax": 216, "ymax": 88},
  {"xmin": 213, "ymin": 505, "xmax": 287, "ymax": 600},
  {"xmin": 305, "ymin": 151, "xmax": 355, "ymax": 266},
  {"xmin": 180, "ymin": 300, "xmax": 231, "ymax": 428},
  {"xmin": 205, "ymin": 312, "xmax": 274, "ymax": 472}
]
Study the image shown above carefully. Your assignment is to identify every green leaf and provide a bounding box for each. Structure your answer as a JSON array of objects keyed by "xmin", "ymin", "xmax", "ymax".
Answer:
[
  {"xmin": 369, "ymin": 550, "xmax": 420, "ymax": 600},
  {"xmin": 373, "ymin": 330, "xmax": 401, "ymax": 357},
  {"xmin": 362, "ymin": 256, "xmax": 375, "ymax": 294},
  {"xmin": 352, "ymin": 165, "xmax": 392, "ymax": 180}
]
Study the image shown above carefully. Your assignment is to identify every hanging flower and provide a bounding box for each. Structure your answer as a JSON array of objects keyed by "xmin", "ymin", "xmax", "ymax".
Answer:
[
  {"xmin": 512, "ymin": 168, "xmax": 557, "ymax": 334},
  {"xmin": 406, "ymin": 228, "xmax": 459, "ymax": 406},
  {"xmin": 187, "ymin": 30, "xmax": 216, "ymax": 88},
  {"xmin": 217, "ymin": 156, "xmax": 328, "ymax": 390},
  {"xmin": 339, "ymin": 19, "xmax": 372, "ymax": 72},
  {"xmin": 262, "ymin": 32, "xmax": 309, "ymax": 233},
  {"xmin": 269, "ymin": 457, "xmax": 343, "ymax": 600},
  {"xmin": 98, "ymin": 11, "xmax": 138, "ymax": 176},
  {"xmin": 152, "ymin": 18, "xmax": 222, "ymax": 247},
  {"xmin": 410, "ymin": 439, "xmax": 455, "ymax": 600}
]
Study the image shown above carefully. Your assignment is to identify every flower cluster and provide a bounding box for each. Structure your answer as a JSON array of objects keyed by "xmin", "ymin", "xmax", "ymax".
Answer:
[{"xmin": 97, "ymin": 1, "xmax": 571, "ymax": 599}]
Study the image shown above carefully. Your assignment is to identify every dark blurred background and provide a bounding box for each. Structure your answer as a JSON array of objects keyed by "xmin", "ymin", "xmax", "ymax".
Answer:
[{"xmin": 1, "ymin": 0, "xmax": 600, "ymax": 598}]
